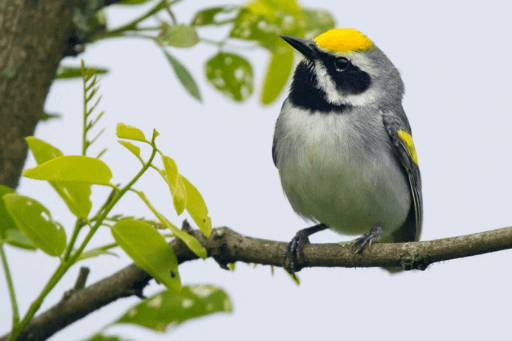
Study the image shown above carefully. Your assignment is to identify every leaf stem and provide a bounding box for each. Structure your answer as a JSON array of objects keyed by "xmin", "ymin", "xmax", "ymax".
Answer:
[
  {"xmin": 62, "ymin": 219, "xmax": 85, "ymax": 262},
  {"xmin": 91, "ymin": 0, "xmax": 182, "ymax": 43},
  {"xmin": 164, "ymin": 0, "xmax": 177, "ymax": 25},
  {"xmin": 70, "ymin": 145, "xmax": 158, "ymax": 265},
  {"xmin": 0, "ymin": 243, "xmax": 19, "ymax": 329}
]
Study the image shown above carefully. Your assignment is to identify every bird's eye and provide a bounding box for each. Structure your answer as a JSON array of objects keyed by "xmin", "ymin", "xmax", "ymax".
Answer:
[{"xmin": 334, "ymin": 58, "xmax": 349, "ymax": 71}]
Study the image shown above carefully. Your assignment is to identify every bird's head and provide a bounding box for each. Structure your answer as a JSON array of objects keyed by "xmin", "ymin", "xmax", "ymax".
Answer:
[{"xmin": 281, "ymin": 28, "xmax": 404, "ymax": 110}]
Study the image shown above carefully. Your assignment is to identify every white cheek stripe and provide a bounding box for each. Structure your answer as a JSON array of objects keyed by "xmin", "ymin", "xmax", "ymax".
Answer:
[{"xmin": 313, "ymin": 61, "xmax": 379, "ymax": 107}]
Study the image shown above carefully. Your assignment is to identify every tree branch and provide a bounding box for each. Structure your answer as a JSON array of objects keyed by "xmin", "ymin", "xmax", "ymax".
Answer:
[{"xmin": 3, "ymin": 223, "xmax": 512, "ymax": 341}]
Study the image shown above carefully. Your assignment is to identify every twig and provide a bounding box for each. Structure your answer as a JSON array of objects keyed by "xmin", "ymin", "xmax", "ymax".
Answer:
[{"xmin": 74, "ymin": 267, "xmax": 90, "ymax": 290}]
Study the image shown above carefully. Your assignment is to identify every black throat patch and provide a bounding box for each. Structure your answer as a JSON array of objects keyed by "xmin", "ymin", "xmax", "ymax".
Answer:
[
  {"xmin": 289, "ymin": 61, "xmax": 348, "ymax": 113},
  {"xmin": 288, "ymin": 57, "xmax": 372, "ymax": 113}
]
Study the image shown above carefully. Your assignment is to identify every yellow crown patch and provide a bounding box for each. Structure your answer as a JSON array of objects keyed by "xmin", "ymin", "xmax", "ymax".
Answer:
[{"xmin": 314, "ymin": 28, "xmax": 373, "ymax": 53}]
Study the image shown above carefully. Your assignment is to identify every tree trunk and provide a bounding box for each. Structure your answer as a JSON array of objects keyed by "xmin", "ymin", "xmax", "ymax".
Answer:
[{"xmin": 0, "ymin": 0, "xmax": 76, "ymax": 189}]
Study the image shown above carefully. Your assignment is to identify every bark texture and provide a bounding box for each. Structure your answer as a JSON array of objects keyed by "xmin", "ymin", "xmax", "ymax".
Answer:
[{"xmin": 0, "ymin": 0, "xmax": 79, "ymax": 189}]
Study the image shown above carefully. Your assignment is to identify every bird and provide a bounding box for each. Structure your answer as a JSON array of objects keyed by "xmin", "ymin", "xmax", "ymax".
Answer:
[{"xmin": 272, "ymin": 28, "xmax": 422, "ymax": 273}]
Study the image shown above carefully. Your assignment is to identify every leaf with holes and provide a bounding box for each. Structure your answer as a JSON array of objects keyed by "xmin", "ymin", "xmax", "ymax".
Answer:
[
  {"xmin": 229, "ymin": 1, "xmax": 305, "ymax": 51},
  {"xmin": 26, "ymin": 137, "xmax": 92, "ymax": 218},
  {"xmin": 191, "ymin": 6, "xmax": 240, "ymax": 26},
  {"xmin": 205, "ymin": 53, "xmax": 253, "ymax": 102},
  {"xmin": 163, "ymin": 50, "xmax": 202, "ymax": 101},
  {"xmin": 116, "ymin": 285, "xmax": 232, "ymax": 331},
  {"xmin": 23, "ymin": 156, "xmax": 112, "ymax": 186},
  {"xmin": 3, "ymin": 194, "xmax": 66, "ymax": 257},
  {"xmin": 157, "ymin": 24, "xmax": 199, "ymax": 48},
  {"xmin": 261, "ymin": 47, "xmax": 294, "ymax": 104},
  {"xmin": 302, "ymin": 8, "xmax": 335, "ymax": 40},
  {"xmin": 112, "ymin": 219, "xmax": 180, "ymax": 292}
]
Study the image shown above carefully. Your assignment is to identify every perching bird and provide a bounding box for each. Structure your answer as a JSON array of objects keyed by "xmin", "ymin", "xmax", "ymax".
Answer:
[{"xmin": 272, "ymin": 28, "xmax": 422, "ymax": 272}]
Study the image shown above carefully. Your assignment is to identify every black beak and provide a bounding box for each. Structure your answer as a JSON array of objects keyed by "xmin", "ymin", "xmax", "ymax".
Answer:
[{"xmin": 280, "ymin": 35, "xmax": 318, "ymax": 60}]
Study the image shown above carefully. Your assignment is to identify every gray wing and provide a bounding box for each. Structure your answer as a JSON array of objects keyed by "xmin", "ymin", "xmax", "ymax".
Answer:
[
  {"xmin": 381, "ymin": 109, "xmax": 423, "ymax": 242},
  {"xmin": 272, "ymin": 101, "xmax": 287, "ymax": 168}
]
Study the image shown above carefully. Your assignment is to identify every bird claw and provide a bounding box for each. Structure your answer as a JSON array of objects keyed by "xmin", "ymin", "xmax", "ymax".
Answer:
[
  {"xmin": 353, "ymin": 226, "xmax": 383, "ymax": 255},
  {"xmin": 283, "ymin": 230, "xmax": 311, "ymax": 274}
]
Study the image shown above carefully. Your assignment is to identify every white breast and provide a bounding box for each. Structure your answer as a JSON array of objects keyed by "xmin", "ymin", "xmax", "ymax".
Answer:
[{"xmin": 274, "ymin": 101, "xmax": 411, "ymax": 237}]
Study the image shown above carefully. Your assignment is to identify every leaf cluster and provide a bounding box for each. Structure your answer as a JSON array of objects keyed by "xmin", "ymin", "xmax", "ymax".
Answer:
[
  {"xmin": 1, "ymin": 65, "xmax": 228, "ymax": 341},
  {"xmin": 56, "ymin": 0, "xmax": 335, "ymax": 105}
]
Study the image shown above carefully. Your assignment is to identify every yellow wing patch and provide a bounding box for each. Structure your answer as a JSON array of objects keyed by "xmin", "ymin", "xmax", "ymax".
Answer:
[
  {"xmin": 314, "ymin": 28, "xmax": 373, "ymax": 53},
  {"xmin": 397, "ymin": 130, "xmax": 419, "ymax": 166}
]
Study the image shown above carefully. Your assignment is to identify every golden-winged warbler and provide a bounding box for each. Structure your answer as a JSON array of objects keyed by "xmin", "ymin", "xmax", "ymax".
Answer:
[{"xmin": 272, "ymin": 28, "xmax": 422, "ymax": 272}]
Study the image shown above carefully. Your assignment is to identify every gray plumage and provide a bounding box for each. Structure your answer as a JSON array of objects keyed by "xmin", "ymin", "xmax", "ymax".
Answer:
[{"xmin": 273, "ymin": 35, "xmax": 422, "ymax": 245}]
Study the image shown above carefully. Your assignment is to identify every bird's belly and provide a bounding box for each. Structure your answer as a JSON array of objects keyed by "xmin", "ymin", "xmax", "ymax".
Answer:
[{"xmin": 279, "ymin": 136, "xmax": 411, "ymax": 237}]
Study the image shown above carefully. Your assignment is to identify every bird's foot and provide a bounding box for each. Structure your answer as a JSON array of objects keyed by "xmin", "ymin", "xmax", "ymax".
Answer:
[
  {"xmin": 283, "ymin": 224, "xmax": 328, "ymax": 274},
  {"xmin": 353, "ymin": 225, "xmax": 383, "ymax": 255}
]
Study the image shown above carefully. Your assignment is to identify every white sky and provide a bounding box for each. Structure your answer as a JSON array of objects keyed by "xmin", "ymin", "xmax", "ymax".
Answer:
[{"xmin": 2, "ymin": 0, "xmax": 512, "ymax": 340}]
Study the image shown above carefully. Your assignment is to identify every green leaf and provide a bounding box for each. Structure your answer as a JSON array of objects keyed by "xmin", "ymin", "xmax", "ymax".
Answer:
[
  {"xmin": 0, "ymin": 185, "xmax": 37, "ymax": 250},
  {"xmin": 117, "ymin": 0, "xmax": 153, "ymax": 5},
  {"xmin": 261, "ymin": 47, "xmax": 294, "ymax": 104},
  {"xmin": 163, "ymin": 50, "xmax": 202, "ymax": 102},
  {"xmin": 191, "ymin": 6, "xmax": 239, "ymax": 26},
  {"xmin": 55, "ymin": 66, "xmax": 108, "ymax": 80},
  {"xmin": 3, "ymin": 194, "xmax": 66, "ymax": 257},
  {"xmin": 116, "ymin": 123, "xmax": 147, "ymax": 142},
  {"xmin": 0, "ymin": 185, "xmax": 17, "ymax": 238},
  {"xmin": 250, "ymin": 0, "xmax": 302, "ymax": 14},
  {"xmin": 161, "ymin": 155, "xmax": 187, "ymax": 215},
  {"xmin": 166, "ymin": 219, "xmax": 207, "ymax": 259},
  {"xmin": 23, "ymin": 155, "xmax": 112, "ymax": 186},
  {"xmin": 182, "ymin": 176, "xmax": 211, "ymax": 238},
  {"xmin": 40, "ymin": 112, "xmax": 62, "ymax": 122},
  {"xmin": 116, "ymin": 285, "xmax": 232, "ymax": 331},
  {"xmin": 77, "ymin": 248, "xmax": 118, "ymax": 262},
  {"xmin": 136, "ymin": 191, "xmax": 207, "ymax": 259},
  {"xmin": 4, "ymin": 229, "xmax": 37, "ymax": 250},
  {"xmin": 26, "ymin": 137, "xmax": 63, "ymax": 163},
  {"xmin": 118, "ymin": 140, "xmax": 141, "ymax": 158},
  {"xmin": 229, "ymin": 8, "xmax": 275, "ymax": 43},
  {"xmin": 205, "ymin": 53, "xmax": 253, "ymax": 102},
  {"xmin": 302, "ymin": 8, "xmax": 336, "ymax": 40},
  {"xmin": 229, "ymin": 1, "xmax": 305, "ymax": 51},
  {"xmin": 111, "ymin": 219, "xmax": 180, "ymax": 292},
  {"xmin": 26, "ymin": 137, "xmax": 92, "ymax": 218},
  {"xmin": 157, "ymin": 24, "xmax": 199, "ymax": 48},
  {"xmin": 52, "ymin": 183, "xmax": 92, "ymax": 218}
]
